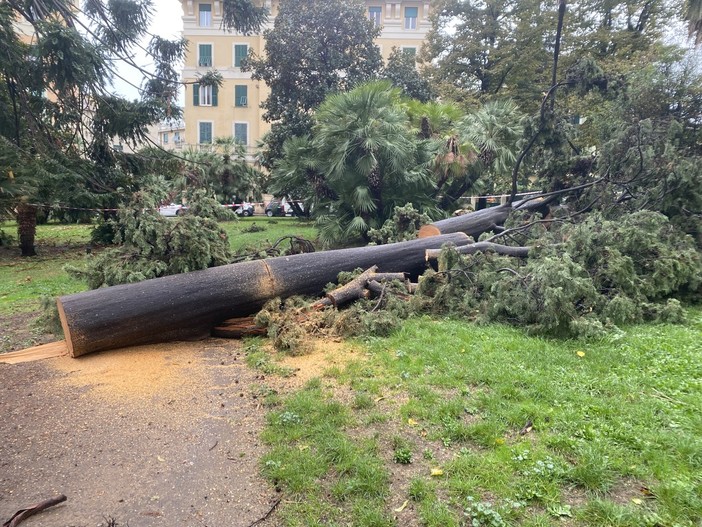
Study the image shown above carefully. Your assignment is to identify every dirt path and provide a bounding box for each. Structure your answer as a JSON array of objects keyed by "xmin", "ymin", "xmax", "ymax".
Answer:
[{"xmin": 0, "ymin": 340, "xmax": 280, "ymax": 527}]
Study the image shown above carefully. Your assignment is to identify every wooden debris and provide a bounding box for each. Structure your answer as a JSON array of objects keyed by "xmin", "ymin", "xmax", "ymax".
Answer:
[
  {"xmin": 419, "ymin": 204, "xmax": 512, "ymax": 239},
  {"xmin": 2, "ymin": 495, "xmax": 67, "ymax": 527},
  {"xmin": 212, "ymin": 317, "xmax": 267, "ymax": 338},
  {"xmin": 0, "ymin": 341, "xmax": 67, "ymax": 365},
  {"xmin": 425, "ymin": 242, "xmax": 530, "ymax": 260}
]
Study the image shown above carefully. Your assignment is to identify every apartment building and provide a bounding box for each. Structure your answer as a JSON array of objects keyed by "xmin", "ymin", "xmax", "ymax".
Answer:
[
  {"xmin": 151, "ymin": 120, "xmax": 186, "ymax": 150},
  {"xmin": 180, "ymin": 0, "xmax": 431, "ymax": 153}
]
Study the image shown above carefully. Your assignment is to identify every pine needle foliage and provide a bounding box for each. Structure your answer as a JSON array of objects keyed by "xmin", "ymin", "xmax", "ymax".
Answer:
[
  {"xmin": 416, "ymin": 211, "xmax": 701, "ymax": 337},
  {"xmin": 368, "ymin": 203, "xmax": 431, "ymax": 244},
  {"xmin": 67, "ymin": 189, "xmax": 231, "ymax": 288}
]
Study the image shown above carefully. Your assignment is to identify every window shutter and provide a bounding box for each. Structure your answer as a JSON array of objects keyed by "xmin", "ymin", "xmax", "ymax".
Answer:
[
  {"xmin": 234, "ymin": 123, "xmax": 247, "ymax": 145},
  {"xmin": 234, "ymin": 45, "xmax": 247, "ymax": 67},
  {"xmin": 193, "ymin": 83, "xmax": 200, "ymax": 106},
  {"xmin": 199, "ymin": 44, "xmax": 212, "ymax": 67},
  {"xmin": 212, "ymin": 85, "xmax": 218, "ymax": 106},
  {"xmin": 200, "ymin": 122, "xmax": 212, "ymax": 144},
  {"xmin": 235, "ymin": 85, "xmax": 247, "ymax": 106}
]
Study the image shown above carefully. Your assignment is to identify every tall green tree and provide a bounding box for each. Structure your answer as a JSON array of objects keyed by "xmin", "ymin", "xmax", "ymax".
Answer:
[
  {"xmin": 381, "ymin": 47, "xmax": 434, "ymax": 103},
  {"xmin": 0, "ymin": 0, "xmax": 264, "ymax": 256},
  {"xmin": 244, "ymin": 0, "xmax": 383, "ymax": 168},
  {"xmin": 424, "ymin": 0, "xmax": 677, "ymax": 110}
]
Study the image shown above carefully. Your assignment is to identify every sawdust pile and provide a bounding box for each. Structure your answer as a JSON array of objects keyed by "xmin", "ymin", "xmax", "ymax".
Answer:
[{"xmin": 52, "ymin": 342, "xmax": 208, "ymax": 402}]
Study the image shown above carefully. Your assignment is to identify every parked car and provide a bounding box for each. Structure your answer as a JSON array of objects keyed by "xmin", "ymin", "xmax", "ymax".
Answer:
[
  {"xmin": 265, "ymin": 199, "xmax": 305, "ymax": 217},
  {"xmin": 233, "ymin": 202, "xmax": 255, "ymax": 216},
  {"xmin": 158, "ymin": 203, "xmax": 186, "ymax": 217},
  {"xmin": 265, "ymin": 199, "xmax": 288, "ymax": 217}
]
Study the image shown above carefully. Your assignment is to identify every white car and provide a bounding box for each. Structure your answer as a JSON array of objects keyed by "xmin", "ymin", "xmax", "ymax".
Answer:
[{"xmin": 158, "ymin": 203, "xmax": 186, "ymax": 217}]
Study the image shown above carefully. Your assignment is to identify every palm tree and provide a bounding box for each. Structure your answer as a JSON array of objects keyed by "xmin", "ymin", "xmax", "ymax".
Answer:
[
  {"xmin": 311, "ymin": 81, "xmax": 436, "ymax": 245},
  {"xmin": 180, "ymin": 138, "xmax": 262, "ymax": 205},
  {"xmin": 271, "ymin": 135, "xmax": 334, "ymax": 213},
  {"xmin": 455, "ymin": 100, "xmax": 525, "ymax": 196},
  {"xmin": 406, "ymin": 100, "xmax": 478, "ymax": 204}
]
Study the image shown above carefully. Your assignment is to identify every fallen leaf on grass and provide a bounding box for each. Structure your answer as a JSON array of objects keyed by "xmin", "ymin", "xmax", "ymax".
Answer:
[
  {"xmin": 577, "ymin": 351, "xmax": 586, "ymax": 358},
  {"xmin": 430, "ymin": 468, "xmax": 444, "ymax": 477},
  {"xmin": 547, "ymin": 504, "xmax": 572, "ymax": 517},
  {"xmin": 394, "ymin": 500, "xmax": 409, "ymax": 513},
  {"xmin": 408, "ymin": 418, "xmax": 419, "ymax": 426}
]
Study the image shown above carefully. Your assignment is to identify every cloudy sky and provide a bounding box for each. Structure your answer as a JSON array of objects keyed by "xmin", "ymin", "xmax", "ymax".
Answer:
[{"xmin": 111, "ymin": 0, "xmax": 185, "ymax": 100}]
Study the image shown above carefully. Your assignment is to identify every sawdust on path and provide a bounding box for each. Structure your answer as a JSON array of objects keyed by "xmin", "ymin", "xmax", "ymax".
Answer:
[{"xmin": 0, "ymin": 339, "xmax": 281, "ymax": 527}]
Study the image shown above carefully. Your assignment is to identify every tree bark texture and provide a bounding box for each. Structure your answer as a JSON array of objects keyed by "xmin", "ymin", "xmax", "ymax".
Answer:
[
  {"xmin": 57, "ymin": 233, "xmax": 471, "ymax": 357},
  {"xmin": 16, "ymin": 203, "xmax": 37, "ymax": 257},
  {"xmin": 425, "ymin": 242, "xmax": 530, "ymax": 260},
  {"xmin": 418, "ymin": 204, "xmax": 512, "ymax": 239},
  {"xmin": 418, "ymin": 197, "xmax": 553, "ymax": 240}
]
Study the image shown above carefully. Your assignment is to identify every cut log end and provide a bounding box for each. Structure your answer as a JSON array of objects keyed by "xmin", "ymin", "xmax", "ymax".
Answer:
[
  {"xmin": 56, "ymin": 299, "xmax": 77, "ymax": 358},
  {"xmin": 418, "ymin": 225, "xmax": 442, "ymax": 238}
]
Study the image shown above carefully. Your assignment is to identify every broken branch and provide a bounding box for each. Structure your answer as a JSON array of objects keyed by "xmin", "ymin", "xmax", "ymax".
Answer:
[
  {"xmin": 426, "ymin": 242, "xmax": 530, "ymax": 261},
  {"xmin": 3, "ymin": 495, "xmax": 67, "ymax": 527}
]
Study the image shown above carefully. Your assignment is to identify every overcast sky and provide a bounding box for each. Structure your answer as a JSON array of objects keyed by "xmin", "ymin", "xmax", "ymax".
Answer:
[{"xmin": 111, "ymin": 0, "xmax": 185, "ymax": 101}]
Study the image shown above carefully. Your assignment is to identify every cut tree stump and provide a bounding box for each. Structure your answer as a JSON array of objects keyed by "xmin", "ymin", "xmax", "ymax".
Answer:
[{"xmin": 57, "ymin": 233, "xmax": 471, "ymax": 357}]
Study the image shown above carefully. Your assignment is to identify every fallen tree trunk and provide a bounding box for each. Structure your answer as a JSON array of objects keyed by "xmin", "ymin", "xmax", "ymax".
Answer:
[
  {"xmin": 418, "ymin": 197, "xmax": 554, "ymax": 239},
  {"xmin": 418, "ymin": 204, "xmax": 512, "ymax": 239},
  {"xmin": 57, "ymin": 233, "xmax": 470, "ymax": 357},
  {"xmin": 425, "ymin": 242, "xmax": 530, "ymax": 260}
]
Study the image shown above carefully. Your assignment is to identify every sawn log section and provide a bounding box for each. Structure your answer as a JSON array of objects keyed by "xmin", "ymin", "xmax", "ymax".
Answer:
[{"xmin": 57, "ymin": 233, "xmax": 470, "ymax": 357}]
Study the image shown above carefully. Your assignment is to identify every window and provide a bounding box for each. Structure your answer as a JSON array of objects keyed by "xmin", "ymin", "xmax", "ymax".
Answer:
[
  {"xmin": 404, "ymin": 6, "xmax": 417, "ymax": 29},
  {"xmin": 369, "ymin": 6, "xmax": 382, "ymax": 27},
  {"xmin": 174, "ymin": 131, "xmax": 181, "ymax": 143},
  {"xmin": 234, "ymin": 122, "xmax": 248, "ymax": 145},
  {"xmin": 198, "ymin": 44, "xmax": 212, "ymax": 67},
  {"xmin": 199, "ymin": 122, "xmax": 213, "ymax": 144},
  {"xmin": 235, "ymin": 85, "xmax": 248, "ymax": 107},
  {"xmin": 234, "ymin": 44, "xmax": 248, "ymax": 67},
  {"xmin": 199, "ymin": 3, "xmax": 211, "ymax": 27},
  {"xmin": 402, "ymin": 47, "xmax": 417, "ymax": 57},
  {"xmin": 162, "ymin": 132, "xmax": 169, "ymax": 144},
  {"xmin": 193, "ymin": 83, "xmax": 218, "ymax": 106}
]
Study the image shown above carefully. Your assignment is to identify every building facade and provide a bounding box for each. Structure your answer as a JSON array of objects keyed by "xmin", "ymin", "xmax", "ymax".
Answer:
[{"xmin": 180, "ymin": 0, "xmax": 431, "ymax": 154}]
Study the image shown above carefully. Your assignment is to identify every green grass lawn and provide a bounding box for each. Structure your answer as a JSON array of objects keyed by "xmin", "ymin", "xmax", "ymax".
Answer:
[
  {"xmin": 0, "ymin": 222, "xmax": 93, "ymax": 315},
  {"xmin": 220, "ymin": 216, "xmax": 318, "ymax": 253},
  {"xmin": 255, "ymin": 311, "xmax": 702, "ymax": 527}
]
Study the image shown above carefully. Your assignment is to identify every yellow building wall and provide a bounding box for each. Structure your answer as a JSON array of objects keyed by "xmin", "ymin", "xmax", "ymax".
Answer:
[{"xmin": 181, "ymin": 0, "xmax": 430, "ymax": 152}]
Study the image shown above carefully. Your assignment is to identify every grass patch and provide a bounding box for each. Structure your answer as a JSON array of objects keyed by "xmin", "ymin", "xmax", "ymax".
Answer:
[
  {"xmin": 219, "ymin": 216, "xmax": 317, "ymax": 253},
  {"xmin": 0, "ymin": 222, "xmax": 93, "ymax": 315},
  {"xmin": 260, "ymin": 380, "xmax": 393, "ymax": 526},
  {"xmin": 261, "ymin": 311, "xmax": 702, "ymax": 526}
]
